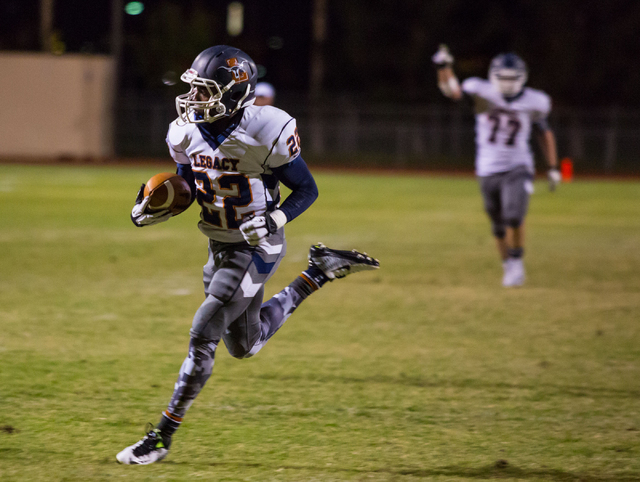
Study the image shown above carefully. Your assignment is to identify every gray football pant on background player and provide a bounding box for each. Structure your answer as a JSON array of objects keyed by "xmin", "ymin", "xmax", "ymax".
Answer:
[
  {"xmin": 165, "ymin": 230, "xmax": 303, "ymax": 420},
  {"xmin": 479, "ymin": 165, "xmax": 533, "ymax": 238}
]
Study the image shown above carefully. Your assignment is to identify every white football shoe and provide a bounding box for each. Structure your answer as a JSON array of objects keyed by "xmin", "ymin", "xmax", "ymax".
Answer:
[
  {"xmin": 502, "ymin": 258, "xmax": 525, "ymax": 287},
  {"xmin": 502, "ymin": 260, "xmax": 511, "ymax": 286},
  {"xmin": 116, "ymin": 425, "xmax": 170, "ymax": 465}
]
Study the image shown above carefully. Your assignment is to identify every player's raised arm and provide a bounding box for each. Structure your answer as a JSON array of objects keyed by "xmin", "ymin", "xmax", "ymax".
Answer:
[{"xmin": 432, "ymin": 45, "xmax": 462, "ymax": 101}]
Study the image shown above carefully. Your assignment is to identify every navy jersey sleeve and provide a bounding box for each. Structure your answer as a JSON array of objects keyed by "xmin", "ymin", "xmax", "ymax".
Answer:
[
  {"xmin": 176, "ymin": 163, "xmax": 197, "ymax": 204},
  {"xmin": 271, "ymin": 156, "xmax": 318, "ymax": 222}
]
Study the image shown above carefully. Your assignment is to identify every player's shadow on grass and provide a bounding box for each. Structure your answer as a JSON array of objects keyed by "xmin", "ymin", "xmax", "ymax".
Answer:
[
  {"xmin": 260, "ymin": 373, "xmax": 640, "ymax": 400},
  {"xmin": 194, "ymin": 460, "xmax": 640, "ymax": 481}
]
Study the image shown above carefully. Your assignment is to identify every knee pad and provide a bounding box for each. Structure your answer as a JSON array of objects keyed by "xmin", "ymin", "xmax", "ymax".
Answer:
[
  {"xmin": 226, "ymin": 344, "xmax": 251, "ymax": 359},
  {"xmin": 505, "ymin": 217, "xmax": 523, "ymax": 229},
  {"xmin": 485, "ymin": 208, "xmax": 505, "ymax": 239},
  {"xmin": 225, "ymin": 339, "xmax": 263, "ymax": 359},
  {"xmin": 176, "ymin": 337, "xmax": 217, "ymax": 381},
  {"xmin": 189, "ymin": 333, "xmax": 218, "ymax": 348},
  {"xmin": 492, "ymin": 223, "xmax": 506, "ymax": 239},
  {"xmin": 223, "ymin": 321, "xmax": 259, "ymax": 360},
  {"xmin": 188, "ymin": 336, "xmax": 218, "ymax": 358}
]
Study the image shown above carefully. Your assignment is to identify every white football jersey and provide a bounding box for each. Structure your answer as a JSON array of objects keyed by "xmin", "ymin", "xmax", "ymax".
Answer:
[
  {"xmin": 166, "ymin": 105, "xmax": 301, "ymax": 242},
  {"xmin": 461, "ymin": 77, "xmax": 551, "ymax": 176}
]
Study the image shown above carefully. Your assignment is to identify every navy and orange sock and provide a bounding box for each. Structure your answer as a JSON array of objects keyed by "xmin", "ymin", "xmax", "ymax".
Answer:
[
  {"xmin": 508, "ymin": 247, "xmax": 524, "ymax": 259},
  {"xmin": 291, "ymin": 267, "xmax": 330, "ymax": 298},
  {"xmin": 156, "ymin": 410, "xmax": 181, "ymax": 444}
]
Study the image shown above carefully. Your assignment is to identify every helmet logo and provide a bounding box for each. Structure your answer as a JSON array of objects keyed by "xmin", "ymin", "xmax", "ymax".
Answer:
[{"xmin": 224, "ymin": 58, "xmax": 249, "ymax": 83}]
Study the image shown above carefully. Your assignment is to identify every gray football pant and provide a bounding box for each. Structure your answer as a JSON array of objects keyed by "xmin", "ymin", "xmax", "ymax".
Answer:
[
  {"xmin": 166, "ymin": 230, "xmax": 304, "ymax": 419},
  {"xmin": 479, "ymin": 166, "xmax": 533, "ymax": 238}
]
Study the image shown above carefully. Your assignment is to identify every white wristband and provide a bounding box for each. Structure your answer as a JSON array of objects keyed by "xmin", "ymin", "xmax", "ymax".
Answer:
[{"xmin": 269, "ymin": 209, "xmax": 288, "ymax": 230}]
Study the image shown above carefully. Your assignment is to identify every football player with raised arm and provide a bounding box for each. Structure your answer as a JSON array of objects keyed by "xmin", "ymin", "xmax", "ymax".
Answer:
[
  {"xmin": 117, "ymin": 45, "xmax": 379, "ymax": 465},
  {"xmin": 432, "ymin": 45, "xmax": 560, "ymax": 287}
]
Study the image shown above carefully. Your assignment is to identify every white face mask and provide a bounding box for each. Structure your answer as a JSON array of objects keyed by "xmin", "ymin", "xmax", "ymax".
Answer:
[
  {"xmin": 175, "ymin": 69, "xmax": 254, "ymax": 124},
  {"xmin": 489, "ymin": 65, "xmax": 528, "ymax": 97}
]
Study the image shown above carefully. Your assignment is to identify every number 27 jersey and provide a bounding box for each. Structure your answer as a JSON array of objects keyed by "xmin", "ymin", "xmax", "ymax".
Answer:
[
  {"xmin": 462, "ymin": 77, "xmax": 551, "ymax": 177},
  {"xmin": 165, "ymin": 105, "xmax": 301, "ymax": 243}
]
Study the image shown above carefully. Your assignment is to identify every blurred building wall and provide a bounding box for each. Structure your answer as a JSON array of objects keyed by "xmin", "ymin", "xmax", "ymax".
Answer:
[{"xmin": 0, "ymin": 53, "xmax": 115, "ymax": 159}]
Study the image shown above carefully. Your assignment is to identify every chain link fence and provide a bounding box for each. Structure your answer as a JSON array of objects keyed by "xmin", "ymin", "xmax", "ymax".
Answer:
[{"xmin": 116, "ymin": 93, "xmax": 640, "ymax": 175}]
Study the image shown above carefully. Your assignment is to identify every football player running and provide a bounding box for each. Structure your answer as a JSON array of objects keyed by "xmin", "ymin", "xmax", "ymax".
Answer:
[
  {"xmin": 432, "ymin": 45, "xmax": 560, "ymax": 287},
  {"xmin": 118, "ymin": 45, "xmax": 379, "ymax": 465}
]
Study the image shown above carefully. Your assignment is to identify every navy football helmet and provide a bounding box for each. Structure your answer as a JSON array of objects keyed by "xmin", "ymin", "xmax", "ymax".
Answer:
[
  {"xmin": 176, "ymin": 45, "xmax": 258, "ymax": 123},
  {"xmin": 488, "ymin": 53, "xmax": 528, "ymax": 97}
]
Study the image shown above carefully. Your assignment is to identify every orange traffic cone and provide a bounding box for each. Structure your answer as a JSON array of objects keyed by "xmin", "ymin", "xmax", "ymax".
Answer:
[{"xmin": 560, "ymin": 158, "xmax": 573, "ymax": 182}]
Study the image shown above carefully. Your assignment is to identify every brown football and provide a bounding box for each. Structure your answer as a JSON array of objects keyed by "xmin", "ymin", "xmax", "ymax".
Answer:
[{"xmin": 143, "ymin": 172, "xmax": 192, "ymax": 215}]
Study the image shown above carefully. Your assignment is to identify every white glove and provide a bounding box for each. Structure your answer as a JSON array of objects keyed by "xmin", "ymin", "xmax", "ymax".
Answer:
[
  {"xmin": 432, "ymin": 44, "xmax": 454, "ymax": 67},
  {"xmin": 239, "ymin": 210, "xmax": 287, "ymax": 246},
  {"xmin": 131, "ymin": 184, "xmax": 173, "ymax": 227},
  {"xmin": 548, "ymin": 168, "xmax": 561, "ymax": 192},
  {"xmin": 240, "ymin": 216, "xmax": 269, "ymax": 245}
]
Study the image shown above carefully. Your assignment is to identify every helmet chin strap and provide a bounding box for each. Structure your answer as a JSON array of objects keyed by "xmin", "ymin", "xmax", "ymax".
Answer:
[
  {"xmin": 230, "ymin": 84, "xmax": 252, "ymax": 114},
  {"xmin": 205, "ymin": 82, "xmax": 252, "ymax": 121}
]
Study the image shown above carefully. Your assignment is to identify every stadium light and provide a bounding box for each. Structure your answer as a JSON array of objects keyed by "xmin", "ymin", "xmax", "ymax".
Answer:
[
  {"xmin": 124, "ymin": 1, "xmax": 144, "ymax": 16},
  {"xmin": 227, "ymin": 2, "xmax": 244, "ymax": 37}
]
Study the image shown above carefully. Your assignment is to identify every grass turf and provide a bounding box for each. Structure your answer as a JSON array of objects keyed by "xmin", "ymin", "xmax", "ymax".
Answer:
[{"xmin": 0, "ymin": 164, "xmax": 639, "ymax": 481}]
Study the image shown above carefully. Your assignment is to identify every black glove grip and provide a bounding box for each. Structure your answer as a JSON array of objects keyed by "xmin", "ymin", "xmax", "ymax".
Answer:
[
  {"xmin": 265, "ymin": 212, "xmax": 278, "ymax": 234},
  {"xmin": 131, "ymin": 213, "xmax": 144, "ymax": 227},
  {"xmin": 134, "ymin": 183, "xmax": 145, "ymax": 204},
  {"xmin": 131, "ymin": 183, "xmax": 146, "ymax": 227}
]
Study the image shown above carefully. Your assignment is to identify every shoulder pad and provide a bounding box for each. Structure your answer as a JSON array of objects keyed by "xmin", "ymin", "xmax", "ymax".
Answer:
[
  {"xmin": 242, "ymin": 105, "xmax": 294, "ymax": 146},
  {"xmin": 166, "ymin": 119, "xmax": 196, "ymax": 150},
  {"xmin": 461, "ymin": 77, "xmax": 487, "ymax": 95},
  {"xmin": 523, "ymin": 88, "xmax": 552, "ymax": 114}
]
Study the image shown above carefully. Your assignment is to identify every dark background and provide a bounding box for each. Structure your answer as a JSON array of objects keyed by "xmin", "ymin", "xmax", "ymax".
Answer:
[{"xmin": 2, "ymin": 0, "xmax": 640, "ymax": 107}]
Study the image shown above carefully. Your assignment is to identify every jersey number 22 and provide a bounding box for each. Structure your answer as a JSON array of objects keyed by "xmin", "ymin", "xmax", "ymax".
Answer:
[{"xmin": 194, "ymin": 171, "xmax": 253, "ymax": 229}]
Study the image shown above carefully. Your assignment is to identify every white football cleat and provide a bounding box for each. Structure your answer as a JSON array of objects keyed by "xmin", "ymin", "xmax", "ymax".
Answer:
[
  {"xmin": 116, "ymin": 426, "xmax": 170, "ymax": 465},
  {"xmin": 502, "ymin": 258, "xmax": 525, "ymax": 287}
]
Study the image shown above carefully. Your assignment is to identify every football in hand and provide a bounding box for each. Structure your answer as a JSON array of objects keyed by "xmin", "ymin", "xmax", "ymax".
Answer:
[{"xmin": 143, "ymin": 172, "xmax": 192, "ymax": 215}]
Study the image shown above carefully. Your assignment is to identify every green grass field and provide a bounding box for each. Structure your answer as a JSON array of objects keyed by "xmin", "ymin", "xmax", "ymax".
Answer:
[{"xmin": 0, "ymin": 164, "xmax": 639, "ymax": 481}]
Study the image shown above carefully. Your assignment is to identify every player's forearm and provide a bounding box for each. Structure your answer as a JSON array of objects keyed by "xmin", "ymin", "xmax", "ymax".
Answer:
[
  {"xmin": 540, "ymin": 130, "xmax": 558, "ymax": 168},
  {"xmin": 436, "ymin": 66, "xmax": 462, "ymax": 100},
  {"xmin": 176, "ymin": 163, "xmax": 197, "ymax": 205},
  {"xmin": 272, "ymin": 156, "xmax": 319, "ymax": 223}
]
